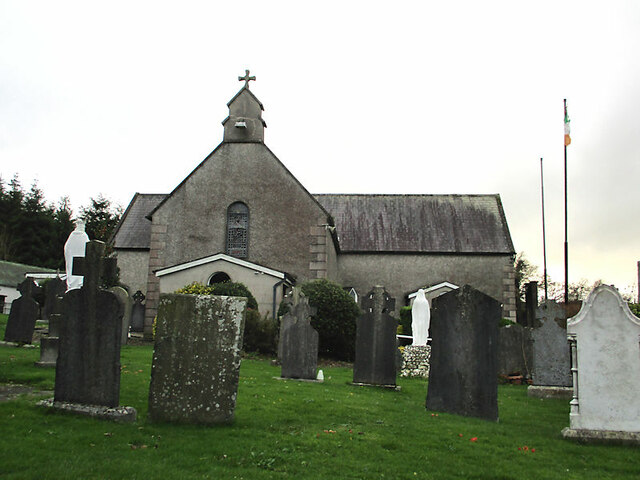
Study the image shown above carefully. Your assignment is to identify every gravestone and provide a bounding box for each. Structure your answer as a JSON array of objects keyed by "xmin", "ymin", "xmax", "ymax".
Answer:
[
  {"xmin": 35, "ymin": 295, "xmax": 63, "ymax": 368},
  {"xmin": 531, "ymin": 301, "xmax": 571, "ymax": 387},
  {"xmin": 353, "ymin": 286, "xmax": 397, "ymax": 387},
  {"xmin": 524, "ymin": 281, "xmax": 538, "ymax": 327},
  {"xmin": 497, "ymin": 323, "xmax": 532, "ymax": 381},
  {"xmin": 109, "ymin": 286, "xmax": 133, "ymax": 345},
  {"xmin": 148, "ymin": 293, "xmax": 247, "ymax": 424},
  {"xmin": 280, "ymin": 295, "xmax": 318, "ymax": 380},
  {"xmin": 4, "ymin": 278, "xmax": 42, "ymax": 344},
  {"xmin": 130, "ymin": 290, "xmax": 145, "ymax": 332},
  {"xmin": 426, "ymin": 285, "xmax": 500, "ymax": 421},
  {"xmin": 54, "ymin": 241, "xmax": 124, "ymax": 408},
  {"xmin": 42, "ymin": 277, "xmax": 66, "ymax": 321},
  {"xmin": 562, "ymin": 285, "xmax": 640, "ymax": 443}
]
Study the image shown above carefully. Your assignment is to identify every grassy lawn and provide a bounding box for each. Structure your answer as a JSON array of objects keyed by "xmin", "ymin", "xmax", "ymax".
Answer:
[{"xmin": 0, "ymin": 317, "xmax": 638, "ymax": 479}]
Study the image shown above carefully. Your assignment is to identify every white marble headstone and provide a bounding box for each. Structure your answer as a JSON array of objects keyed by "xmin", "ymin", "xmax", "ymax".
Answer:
[{"xmin": 566, "ymin": 285, "xmax": 640, "ymax": 433}]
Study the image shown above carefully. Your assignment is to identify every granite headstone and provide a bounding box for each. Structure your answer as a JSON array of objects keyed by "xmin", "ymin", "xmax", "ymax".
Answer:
[
  {"xmin": 54, "ymin": 241, "xmax": 123, "ymax": 408},
  {"xmin": 531, "ymin": 301, "xmax": 571, "ymax": 387},
  {"xmin": 148, "ymin": 293, "xmax": 247, "ymax": 424},
  {"xmin": 4, "ymin": 278, "xmax": 42, "ymax": 344},
  {"xmin": 109, "ymin": 286, "xmax": 133, "ymax": 345},
  {"xmin": 353, "ymin": 286, "xmax": 397, "ymax": 387},
  {"xmin": 280, "ymin": 295, "xmax": 318, "ymax": 380},
  {"xmin": 426, "ymin": 284, "xmax": 500, "ymax": 421},
  {"xmin": 130, "ymin": 290, "xmax": 145, "ymax": 333},
  {"xmin": 42, "ymin": 276, "xmax": 66, "ymax": 321}
]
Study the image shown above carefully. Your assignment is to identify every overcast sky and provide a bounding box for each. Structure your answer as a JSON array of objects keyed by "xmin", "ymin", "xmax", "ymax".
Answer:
[{"xmin": 2, "ymin": 1, "xmax": 639, "ymax": 295}]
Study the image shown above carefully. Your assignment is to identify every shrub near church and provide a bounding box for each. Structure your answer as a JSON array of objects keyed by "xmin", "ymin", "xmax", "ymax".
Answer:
[{"xmin": 300, "ymin": 279, "xmax": 361, "ymax": 361}]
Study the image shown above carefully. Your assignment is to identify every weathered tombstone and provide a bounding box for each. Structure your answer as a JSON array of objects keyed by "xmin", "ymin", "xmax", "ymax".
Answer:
[
  {"xmin": 531, "ymin": 301, "xmax": 571, "ymax": 387},
  {"xmin": 426, "ymin": 285, "xmax": 500, "ymax": 421},
  {"xmin": 42, "ymin": 277, "xmax": 66, "ymax": 321},
  {"xmin": 130, "ymin": 290, "xmax": 145, "ymax": 333},
  {"xmin": 353, "ymin": 286, "xmax": 397, "ymax": 387},
  {"xmin": 524, "ymin": 281, "xmax": 538, "ymax": 327},
  {"xmin": 35, "ymin": 295, "xmax": 63, "ymax": 368},
  {"xmin": 148, "ymin": 293, "xmax": 247, "ymax": 424},
  {"xmin": 54, "ymin": 241, "xmax": 124, "ymax": 408},
  {"xmin": 497, "ymin": 322, "xmax": 532, "ymax": 381},
  {"xmin": 562, "ymin": 285, "xmax": 640, "ymax": 444},
  {"xmin": 109, "ymin": 286, "xmax": 133, "ymax": 345},
  {"xmin": 4, "ymin": 278, "xmax": 42, "ymax": 344},
  {"xmin": 280, "ymin": 295, "xmax": 318, "ymax": 380}
]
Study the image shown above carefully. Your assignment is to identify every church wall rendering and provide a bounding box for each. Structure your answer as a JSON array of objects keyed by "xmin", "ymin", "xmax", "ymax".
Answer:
[{"xmin": 336, "ymin": 253, "xmax": 516, "ymax": 320}]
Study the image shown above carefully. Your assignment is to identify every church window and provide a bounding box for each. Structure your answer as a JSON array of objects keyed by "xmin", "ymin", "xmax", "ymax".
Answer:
[
  {"xmin": 208, "ymin": 271, "xmax": 231, "ymax": 285},
  {"xmin": 226, "ymin": 202, "xmax": 249, "ymax": 258}
]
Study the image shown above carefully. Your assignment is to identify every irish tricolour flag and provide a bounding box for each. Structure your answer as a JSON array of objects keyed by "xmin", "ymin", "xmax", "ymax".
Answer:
[{"xmin": 564, "ymin": 103, "xmax": 571, "ymax": 146}]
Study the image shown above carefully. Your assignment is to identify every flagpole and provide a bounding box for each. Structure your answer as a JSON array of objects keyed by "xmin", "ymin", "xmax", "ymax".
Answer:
[
  {"xmin": 564, "ymin": 99, "xmax": 569, "ymax": 304},
  {"xmin": 540, "ymin": 157, "xmax": 548, "ymax": 302}
]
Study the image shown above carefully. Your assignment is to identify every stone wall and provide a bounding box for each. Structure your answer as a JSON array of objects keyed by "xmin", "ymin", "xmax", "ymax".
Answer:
[
  {"xmin": 113, "ymin": 249, "xmax": 150, "ymax": 295},
  {"xmin": 336, "ymin": 253, "xmax": 516, "ymax": 319}
]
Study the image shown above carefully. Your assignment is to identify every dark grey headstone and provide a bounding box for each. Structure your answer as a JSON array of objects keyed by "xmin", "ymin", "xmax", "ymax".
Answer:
[
  {"xmin": 4, "ymin": 278, "xmax": 41, "ymax": 344},
  {"xmin": 531, "ymin": 301, "xmax": 571, "ymax": 387},
  {"xmin": 426, "ymin": 285, "xmax": 500, "ymax": 421},
  {"xmin": 130, "ymin": 290, "xmax": 145, "ymax": 332},
  {"xmin": 54, "ymin": 241, "xmax": 124, "ymax": 408},
  {"xmin": 524, "ymin": 281, "xmax": 538, "ymax": 327},
  {"xmin": 148, "ymin": 293, "xmax": 247, "ymax": 424},
  {"xmin": 353, "ymin": 286, "xmax": 397, "ymax": 387},
  {"xmin": 43, "ymin": 277, "xmax": 66, "ymax": 321},
  {"xmin": 109, "ymin": 286, "xmax": 133, "ymax": 345},
  {"xmin": 498, "ymin": 323, "xmax": 532, "ymax": 378},
  {"xmin": 280, "ymin": 296, "xmax": 318, "ymax": 380}
]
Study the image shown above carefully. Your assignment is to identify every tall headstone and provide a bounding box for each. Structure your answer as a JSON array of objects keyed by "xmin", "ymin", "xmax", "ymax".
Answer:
[
  {"xmin": 353, "ymin": 286, "xmax": 397, "ymax": 387},
  {"xmin": 109, "ymin": 286, "xmax": 133, "ymax": 345},
  {"xmin": 54, "ymin": 241, "xmax": 123, "ymax": 408},
  {"xmin": 280, "ymin": 295, "xmax": 318, "ymax": 380},
  {"xmin": 531, "ymin": 301, "xmax": 571, "ymax": 387},
  {"xmin": 42, "ymin": 277, "xmax": 66, "ymax": 321},
  {"xmin": 426, "ymin": 285, "xmax": 500, "ymax": 421},
  {"xmin": 562, "ymin": 285, "xmax": 640, "ymax": 443},
  {"xmin": 64, "ymin": 221, "xmax": 89, "ymax": 291},
  {"xmin": 524, "ymin": 281, "xmax": 538, "ymax": 327},
  {"xmin": 148, "ymin": 293, "xmax": 247, "ymax": 424},
  {"xmin": 411, "ymin": 288, "xmax": 431, "ymax": 346},
  {"xmin": 498, "ymin": 322, "xmax": 532, "ymax": 380},
  {"xmin": 130, "ymin": 290, "xmax": 145, "ymax": 333},
  {"xmin": 4, "ymin": 278, "xmax": 42, "ymax": 344}
]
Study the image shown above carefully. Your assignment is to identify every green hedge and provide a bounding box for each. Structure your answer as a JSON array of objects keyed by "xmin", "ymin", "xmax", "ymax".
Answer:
[{"xmin": 300, "ymin": 279, "xmax": 361, "ymax": 361}]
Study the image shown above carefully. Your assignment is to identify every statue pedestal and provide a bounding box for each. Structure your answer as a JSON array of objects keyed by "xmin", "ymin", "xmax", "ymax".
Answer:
[{"xmin": 401, "ymin": 344, "xmax": 431, "ymax": 378}]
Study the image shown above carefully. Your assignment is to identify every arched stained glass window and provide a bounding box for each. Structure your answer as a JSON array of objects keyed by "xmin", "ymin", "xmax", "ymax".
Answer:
[{"xmin": 226, "ymin": 202, "xmax": 249, "ymax": 258}]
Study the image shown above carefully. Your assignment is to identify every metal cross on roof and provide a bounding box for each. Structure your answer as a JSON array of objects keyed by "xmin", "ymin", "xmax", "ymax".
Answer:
[{"xmin": 238, "ymin": 69, "xmax": 256, "ymax": 88}]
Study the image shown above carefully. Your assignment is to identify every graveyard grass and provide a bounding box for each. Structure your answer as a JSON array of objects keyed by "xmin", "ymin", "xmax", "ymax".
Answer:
[{"xmin": 0, "ymin": 321, "xmax": 637, "ymax": 479}]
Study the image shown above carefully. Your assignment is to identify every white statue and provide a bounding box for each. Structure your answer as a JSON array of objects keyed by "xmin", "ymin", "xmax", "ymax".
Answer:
[
  {"xmin": 64, "ymin": 220, "xmax": 90, "ymax": 292},
  {"xmin": 411, "ymin": 289, "xmax": 431, "ymax": 346}
]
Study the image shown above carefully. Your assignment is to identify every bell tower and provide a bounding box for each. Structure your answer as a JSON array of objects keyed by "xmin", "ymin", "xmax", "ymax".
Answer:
[{"xmin": 222, "ymin": 69, "xmax": 267, "ymax": 143}]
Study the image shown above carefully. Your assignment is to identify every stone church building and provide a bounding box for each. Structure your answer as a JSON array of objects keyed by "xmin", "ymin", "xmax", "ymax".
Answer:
[{"xmin": 112, "ymin": 75, "xmax": 516, "ymax": 337}]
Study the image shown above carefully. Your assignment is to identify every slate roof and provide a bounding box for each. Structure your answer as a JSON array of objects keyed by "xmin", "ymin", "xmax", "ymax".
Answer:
[
  {"xmin": 0, "ymin": 260, "xmax": 57, "ymax": 288},
  {"xmin": 314, "ymin": 194, "xmax": 514, "ymax": 254},
  {"xmin": 112, "ymin": 193, "xmax": 514, "ymax": 255},
  {"xmin": 111, "ymin": 193, "xmax": 167, "ymax": 249}
]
